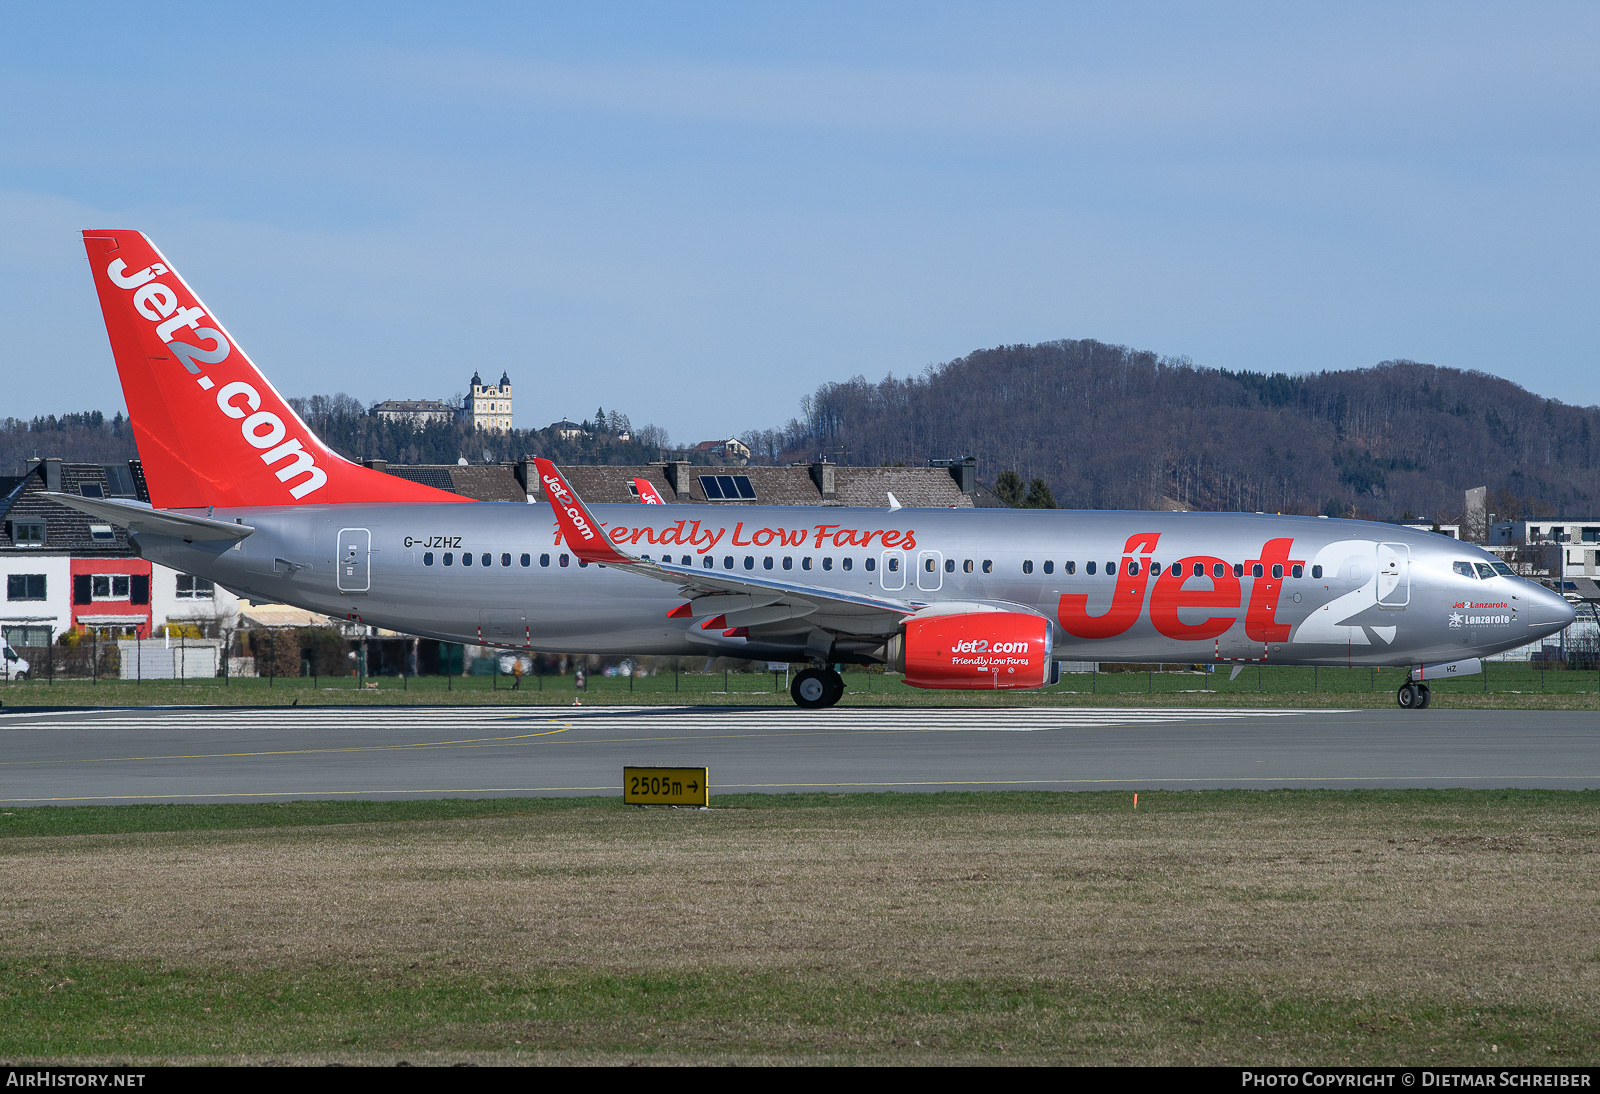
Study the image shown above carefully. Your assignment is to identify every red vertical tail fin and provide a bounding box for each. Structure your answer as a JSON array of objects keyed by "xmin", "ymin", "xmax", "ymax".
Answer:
[{"xmin": 82, "ymin": 230, "xmax": 468, "ymax": 508}]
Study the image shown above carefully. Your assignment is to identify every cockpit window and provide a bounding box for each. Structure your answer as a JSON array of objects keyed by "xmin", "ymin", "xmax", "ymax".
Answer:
[
  {"xmin": 1475, "ymin": 563, "xmax": 1496, "ymax": 580},
  {"xmin": 1452, "ymin": 561, "xmax": 1476, "ymax": 578},
  {"xmin": 1492, "ymin": 562, "xmax": 1515, "ymax": 577}
]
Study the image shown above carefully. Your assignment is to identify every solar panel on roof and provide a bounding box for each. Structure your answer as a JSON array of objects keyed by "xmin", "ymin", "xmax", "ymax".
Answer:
[{"xmin": 698, "ymin": 474, "xmax": 757, "ymax": 500}]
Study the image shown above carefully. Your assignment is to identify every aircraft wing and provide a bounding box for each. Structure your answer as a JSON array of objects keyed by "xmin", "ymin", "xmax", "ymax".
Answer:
[
  {"xmin": 39, "ymin": 492, "xmax": 255, "ymax": 542},
  {"xmin": 534, "ymin": 459, "xmax": 917, "ymax": 645}
]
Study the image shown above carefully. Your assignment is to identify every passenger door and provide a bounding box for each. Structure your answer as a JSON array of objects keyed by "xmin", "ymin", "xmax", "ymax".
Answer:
[
  {"xmin": 337, "ymin": 528, "xmax": 371, "ymax": 594},
  {"xmin": 1376, "ymin": 543, "xmax": 1409, "ymax": 610}
]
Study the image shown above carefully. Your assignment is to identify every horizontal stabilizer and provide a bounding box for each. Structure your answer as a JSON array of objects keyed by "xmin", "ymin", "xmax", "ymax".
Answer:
[{"xmin": 40, "ymin": 492, "xmax": 254, "ymax": 542}]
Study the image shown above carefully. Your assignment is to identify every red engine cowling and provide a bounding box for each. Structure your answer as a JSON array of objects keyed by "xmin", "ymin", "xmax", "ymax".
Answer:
[{"xmin": 892, "ymin": 611, "xmax": 1054, "ymax": 690}]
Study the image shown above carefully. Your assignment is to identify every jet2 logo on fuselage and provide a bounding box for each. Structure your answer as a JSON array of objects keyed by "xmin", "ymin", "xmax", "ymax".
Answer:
[{"xmin": 1057, "ymin": 532, "xmax": 1303, "ymax": 644}]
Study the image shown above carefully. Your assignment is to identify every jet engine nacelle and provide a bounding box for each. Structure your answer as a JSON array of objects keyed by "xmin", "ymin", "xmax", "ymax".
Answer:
[{"xmin": 887, "ymin": 610, "xmax": 1054, "ymax": 690}]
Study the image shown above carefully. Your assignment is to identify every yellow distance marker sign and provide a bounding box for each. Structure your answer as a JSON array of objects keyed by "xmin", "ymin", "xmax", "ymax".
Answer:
[{"xmin": 624, "ymin": 766, "xmax": 709, "ymax": 807}]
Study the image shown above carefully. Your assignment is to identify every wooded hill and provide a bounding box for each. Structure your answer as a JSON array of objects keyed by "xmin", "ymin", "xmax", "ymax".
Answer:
[
  {"xmin": 743, "ymin": 340, "xmax": 1600, "ymax": 522},
  {"xmin": 0, "ymin": 397, "xmax": 682, "ymax": 476},
  {"xmin": 10, "ymin": 341, "xmax": 1598, "ymax": 522},
  {"xmin": 280, "ymin": 395, "xmax": 675, "ymax": 469},
  {"xmin": 0, "ymin": 411, "xmax": 138, "ymax": 473}
]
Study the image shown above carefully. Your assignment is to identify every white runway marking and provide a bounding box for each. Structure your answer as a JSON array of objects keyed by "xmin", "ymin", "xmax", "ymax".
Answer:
[{"xmin": 0, "ymin": 706, "xmax": 1346, "ymax": 733}]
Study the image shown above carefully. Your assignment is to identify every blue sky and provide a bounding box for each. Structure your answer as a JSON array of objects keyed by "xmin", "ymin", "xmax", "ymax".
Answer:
[{"xmin": 3, "ymin": 2, "xmax": 1597, "ymax": 442}]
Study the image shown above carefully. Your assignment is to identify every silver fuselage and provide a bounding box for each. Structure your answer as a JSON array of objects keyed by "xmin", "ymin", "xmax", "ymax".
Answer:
[{"xmin": 134, "ymin": 502, "xmax": 1576, "ymax": 668}]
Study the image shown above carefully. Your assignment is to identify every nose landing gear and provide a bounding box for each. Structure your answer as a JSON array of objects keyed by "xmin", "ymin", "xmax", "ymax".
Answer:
[
  {"xmin": 1396, "ymin": 681, "xmax": 1431, "ymax": 709},
  {"xmin": 792, "ymin": 666, "xmax": 845, "ymax": 709}
]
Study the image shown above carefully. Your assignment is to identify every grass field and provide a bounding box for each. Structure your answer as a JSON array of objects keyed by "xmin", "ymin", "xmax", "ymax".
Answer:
[
  {"xmin": 2, "ymin": 790, "xmax": 1597, "ymax": 1065},
  {"xmin": 4, "ymin": 661, "xmax": 1600, "ymax": 709}
]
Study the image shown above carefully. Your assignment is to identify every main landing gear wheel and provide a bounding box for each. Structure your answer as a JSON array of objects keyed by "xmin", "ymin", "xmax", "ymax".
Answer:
[
  {"xmin": 823, "ymin": 669, "xmax": 845, "ymax": 706},
  {"xmin": 1396, "ymin": 682, "xmax": 1431, "ymax": 709},
  {"xmin": 792, "ymin": 667, "xmax": 844, "ymax": 709}
]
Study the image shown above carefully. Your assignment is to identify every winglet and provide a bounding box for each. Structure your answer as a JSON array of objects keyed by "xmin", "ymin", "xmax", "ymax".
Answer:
[{"xmin": 534, "ymin": 458, "xmax": 635, "ymax": 565}]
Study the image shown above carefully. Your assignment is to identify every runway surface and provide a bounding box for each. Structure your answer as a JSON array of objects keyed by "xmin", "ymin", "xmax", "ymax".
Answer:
[{"xmin": 1, "ymin": 704, "xmax": 1596, "ymax": 805}]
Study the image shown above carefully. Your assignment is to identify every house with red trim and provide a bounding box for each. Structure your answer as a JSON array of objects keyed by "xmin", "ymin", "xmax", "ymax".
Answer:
[{"xmin": 1, "ymin": 458, "xmax": 238, "ymax": 655}]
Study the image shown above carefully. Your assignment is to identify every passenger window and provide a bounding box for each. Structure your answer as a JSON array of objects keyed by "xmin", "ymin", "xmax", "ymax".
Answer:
[
  {"xmin": 887, "ymin": 557, "xmax": 899, "ymax": 572},
  {"xmin": 1234, "ymin": 563, "xmax": 1244, "ymax": 577},
  {"xmin": 1311, "ymin": 565, "xmax": 1322, "ymax": 579},
  {"xmin": 1291, "ymin": 565, "xmax": 1303, "ymax": 579},
  {"xmin": 1043, "ymin": 560, "xmax": 1054, "ymax": 574},
  {"xmin": 1213, "ymin": 563, "xmax": 1225, "ymax": 578},
  {"xmin": 843, "ymin": 557, "xmax": 853, "ymax": 571},
  {"xmin": 964, "ymin": 559, "xmax": 974, "ymax": 573},
  {"xmin": 1087, "ymin": 561, "xmax": 1097, "ymax": 575},
  {"xmin": 803, "ymin": 558, "xmax": 813, "ymax": 570},
  {"xmin": 540, "ymin": 553, "xmax": 550, "ymax": 567},
  {"xmin": 1194, "ymin": 563, "xmax": 1204, "ymax": 578},
  {"xmin": 944, "ymin": 558, "xmax": 954, "ymax": 572},
  {"xmin": 744, "ymin": 556, "xmax": 754, "ymax": 570},
  {"xmin": 783, "ymin": 557, "xmax": 793, "ymax": 570},
  {"xmin": 482, "ymin": 553, "xmax": 492, "ymax": 567},
  {"xmin": 501, "ymin": 553, "xmax": 511, "ymax": 567},
  {"xmin": 462, "ymin": 553, "xmax": 473, "ymax": 567},
  {"xmin": 1063, "ymin": 561, "xmax": 1074, "ymax": 575},
  {"xmin": 1106, "ymin": 561, "xmax": 1115, "ymax": 574},
  {"xmin": 724, "ymin": 556, "xmax": 734, "ymax": 570},
  {"xmin": 521, "ymin": 554, "xmax": 530, "ymax": 567},
  {"xmin": 1453, "ymin": 561, "xmax": 1475, "ymax": 578},
  {"xmin": 578, "ymin": 560, "xmax": 588, "ymax": 568},
  {"xmin": 424, "ymin": 552, "xmax": 434, "ymax": 566},
  {"xmin": 1271, "ymin": 564, "xmax": 1283, "ymax": 578},
  {"xmin": 1128, "ymin": 561, "xmax": 1139, "ymax": 576},
  {"xmin": 763, "ymin": 556, "xmax": 773, "ymax": 570},
  {"xmin": 1023, "ymin": 560, "xmax": 1033, "ymax": 574},
  {"xmin": 823, "ymin": 557, "xmax": 833, "ymax": 571},
  {"xmin": 702, "ymin": 556, "xmax": 714, "ymax": 569},
  {"xmin": 866, "ymin": 557, "xmax": 876, "ymax": 571},
  {"xmin": 682, "ymin": 556, "xmax": 692, "ymax": 566},
  {"xmin": 982, "ymin": 560, "xmax": 992, "ymax": 574},
  {"xmin": 1475, "ymin": 563, "xmax": 1496, "ymax": 580},
  {"xmin": 444, "ymin": 552, "xmax": 454, "ymax": 566},
  {"xmin": 1252, "ymin": 564, "xmax": 1263, "ymax": 578},
  {"xmin": 559, "ymin": 554, "xmax": 569, "ymax": 567}
]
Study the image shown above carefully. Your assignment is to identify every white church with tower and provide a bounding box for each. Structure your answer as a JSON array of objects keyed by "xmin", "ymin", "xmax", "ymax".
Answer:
[{"xmin": 463, "ymin": 370, "xmax": 513, "ymax": 433}]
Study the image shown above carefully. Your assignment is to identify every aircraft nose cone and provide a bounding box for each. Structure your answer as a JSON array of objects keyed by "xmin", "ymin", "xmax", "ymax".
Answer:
[{"xmin": 1525, "ymin": 583, "xmax": 1577, "ymax": 637}]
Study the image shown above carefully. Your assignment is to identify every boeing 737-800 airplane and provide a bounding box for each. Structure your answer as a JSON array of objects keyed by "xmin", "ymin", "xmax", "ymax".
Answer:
[{"xmin": 52, "ymin": 230, "xmax": 1575, "ymax": 708}]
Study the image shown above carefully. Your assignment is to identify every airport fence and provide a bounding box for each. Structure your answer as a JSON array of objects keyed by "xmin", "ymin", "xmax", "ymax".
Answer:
[{"xmin": 5, "ymin": 657, "xmax": 1600, "ymax": 700}]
